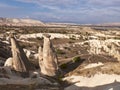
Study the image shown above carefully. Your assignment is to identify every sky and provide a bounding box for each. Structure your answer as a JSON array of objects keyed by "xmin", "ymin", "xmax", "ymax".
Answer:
[{"xmin": 0, "ymin": 0, "xmax": 120, "ymax": 24}]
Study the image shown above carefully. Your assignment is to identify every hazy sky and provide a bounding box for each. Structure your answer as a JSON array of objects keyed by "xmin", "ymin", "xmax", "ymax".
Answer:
[{"xmin": 0, "ymin": 0, "xmax": 120, "ymax": 24}]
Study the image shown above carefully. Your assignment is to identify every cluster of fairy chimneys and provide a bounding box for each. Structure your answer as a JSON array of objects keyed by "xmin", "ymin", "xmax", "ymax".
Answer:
[{"xmin": 4, "ymin": 33, "xmax": 59, "ymax": 77}]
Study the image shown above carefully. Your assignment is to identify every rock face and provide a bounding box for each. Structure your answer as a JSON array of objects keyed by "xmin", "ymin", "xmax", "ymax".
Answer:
[
  {"xmin": 10, "ymin": 34, "xmax": 32, "ymax": 72},
  {"xmin": 88, "ymin": 39, "xmax": 120, "ymax": 61},
  {"xmin": 39, "ymin": 34, "xmax": 59, "ymax": 76},
  {"xmin": 38, "ymin": 46, "xmax": 44, "ymax": 72}
]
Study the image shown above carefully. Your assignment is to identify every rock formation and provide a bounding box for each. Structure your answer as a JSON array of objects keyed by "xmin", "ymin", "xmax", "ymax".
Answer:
[
  {"xmin": 38, "ymin": 46, "xmax": 44, "ymax": 73},
  {"xmin": 88, "ymin": 39, "xmax": 120, "ymax": 61},
  {"xmin": 9, "ymin": 33, "xmax": 33, "ymax": 72},
  {"xmin": 39, "ymin": 34, "xmax": 59, "ymax": 76},
  {"xmin": 4, "ymin": 57, "xmax": 13, "ymax": 68}
]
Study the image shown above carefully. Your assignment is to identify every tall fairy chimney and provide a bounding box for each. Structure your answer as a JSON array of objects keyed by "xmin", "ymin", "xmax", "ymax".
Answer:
[
  {"xmin": 10, "ymin": 33, "xmax": 32, "ymax": 72},
  {"xmin": 39, "ymin": 34, "xmax": 59, "ymax": 76}
]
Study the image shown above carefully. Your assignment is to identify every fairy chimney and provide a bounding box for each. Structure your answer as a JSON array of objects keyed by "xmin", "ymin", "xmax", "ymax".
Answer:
[
  {"xmin": 9, "ymin": 33, "xmax": 32, "ymax": 72},
  {"xmin": 39, "ymin": 34, "xmax": 59, "ymax": 76}
]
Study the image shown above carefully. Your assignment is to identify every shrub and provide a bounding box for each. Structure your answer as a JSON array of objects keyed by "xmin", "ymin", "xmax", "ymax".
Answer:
[
  {"xmin": 57, "ymin": 74, "xmax": 64, "ymax": 81},
  {"xmin": 72, "ymin": 56, "xmax": 81, "ymax": 63},
  {"xmin": 56, "ymin": 49, "xmax": 65, "ymax": 55},
  {"xmin": 60, "ymin": 63, "xmax": 67, "ymax": 69}
]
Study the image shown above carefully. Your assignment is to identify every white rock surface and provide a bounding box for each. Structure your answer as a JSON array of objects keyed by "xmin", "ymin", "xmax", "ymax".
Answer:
[
  {"xmin": 4, "ymin": 57, "xmax": 13, "ymax": 68},
  {"xmin": 64, "ymin": 74, "xmax": 120, "ymax": 90},
  {"xmin": 19, "ymin": 33, "xmax": 81, "ymax": 40},
  {"xmin": 39, "ymin": 34, "xmax": 59, "ymax": 76},
  {"xmin": 84, "ymin": 39, "xmax": 120, "ymax": 61},
  {"xmin": 84, "ymin": 62, "xmax": 104, "ymax": 69}
]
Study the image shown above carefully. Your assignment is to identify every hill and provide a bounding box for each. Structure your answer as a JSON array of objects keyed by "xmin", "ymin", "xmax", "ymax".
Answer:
[{"xmin": 0, "ymin": 18, "xmax": 45, "ymax": 26}]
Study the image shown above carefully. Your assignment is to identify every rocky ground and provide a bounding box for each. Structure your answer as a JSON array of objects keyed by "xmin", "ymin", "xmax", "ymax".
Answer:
[{"xmin": 0, "ymin": 25, "xmax": 120, "ymax": 90}]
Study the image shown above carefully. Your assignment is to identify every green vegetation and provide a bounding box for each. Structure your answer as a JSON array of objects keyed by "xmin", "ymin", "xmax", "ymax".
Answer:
[
  {"xmin": 60, "ymin": 63, "xmax": 67, "ymax": 69},
  {"xmin": 72, "ymin": 56, "xmax": 81, "ymax": 63},
  {"xmin": 56, "ymin": 49, "xmax": 65, "ymax": 55}
]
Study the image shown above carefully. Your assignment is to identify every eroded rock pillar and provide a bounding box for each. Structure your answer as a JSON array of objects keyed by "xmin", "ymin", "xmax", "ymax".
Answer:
[
  {"xmin": 39, "ymin": 34, "xmax": 59, "ymax": 76},
  {"xmin": 10, "ymin": 34, "xmax": 32, "ymax": 72}
]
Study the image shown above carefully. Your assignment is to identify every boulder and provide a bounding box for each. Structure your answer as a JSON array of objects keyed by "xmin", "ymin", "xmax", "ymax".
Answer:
[{"xmin": 4, "ymin": 57, "xmax": 13, "ymax": 68}]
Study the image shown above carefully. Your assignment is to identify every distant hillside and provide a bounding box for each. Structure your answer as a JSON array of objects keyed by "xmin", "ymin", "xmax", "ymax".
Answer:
[
  {"xmin": 98, "ymin": 23, "xmax": 120, "ymax": 26},
  {"xmin": 0, "ymin": 18, "xmax": 45, "ymax": 26}
]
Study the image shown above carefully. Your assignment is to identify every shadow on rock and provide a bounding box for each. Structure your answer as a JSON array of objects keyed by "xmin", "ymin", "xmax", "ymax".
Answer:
[{"xmin": 60, "ymin": 58, "xmax": 85, "ymax": 74}]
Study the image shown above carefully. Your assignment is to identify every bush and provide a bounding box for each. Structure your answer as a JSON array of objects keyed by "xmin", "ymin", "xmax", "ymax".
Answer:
[
  {"xmin": 56, "ymin": 49, "xmax": 65, "ymax": 55},
  {"xmin": 60, "ymin": 63, "xmax": 67, "ymax": 69},
  {"xmin": 57, "ymin": 74, "xmax": 64, "ymax": 81},
  {"xmin": 72, "ymin": 56, "xmax": 81, "ymax": 63}
]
